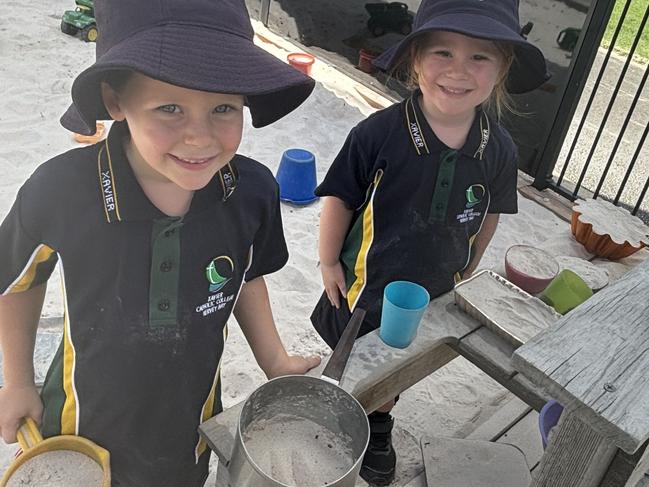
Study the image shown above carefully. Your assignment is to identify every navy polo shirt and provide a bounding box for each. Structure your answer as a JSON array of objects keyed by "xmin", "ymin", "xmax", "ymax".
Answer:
[
  {"xmin": 0, "ymin": 122, "xmax": 288, "ymax": 486},
  {"xmin": 311, "ymin": 92, "xmax": 518, "ymax": 346}
]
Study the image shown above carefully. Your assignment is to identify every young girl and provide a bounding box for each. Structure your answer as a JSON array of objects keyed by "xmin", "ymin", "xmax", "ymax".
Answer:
[
  {"xmin": 311, "ymin": 0, "xmax": 548, "ymax": 484},
  {"xmin": 0, "ymin": 0, "xmax": 319, "ymax": 485}
]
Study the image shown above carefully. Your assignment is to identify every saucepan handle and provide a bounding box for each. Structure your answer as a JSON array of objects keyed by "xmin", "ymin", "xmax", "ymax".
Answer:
[
  {"xmin": 16, "ymin": 417, "xmax": 43, "ymax": 452},
  {"xmin": 321, "ymin": 307, "xmax": 366, "ymax": 385}
]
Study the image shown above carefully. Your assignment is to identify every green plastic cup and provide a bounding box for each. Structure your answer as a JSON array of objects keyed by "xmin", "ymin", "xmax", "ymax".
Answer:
[{"xmin": 540, "ymin": 269, "xmax": 593, "ymax": 315}]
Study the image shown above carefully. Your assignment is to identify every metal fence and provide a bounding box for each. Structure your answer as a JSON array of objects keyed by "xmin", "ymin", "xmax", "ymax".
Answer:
[{"xmin": 535, "ymin": 0, "xmax": 648, "ymax": 220}]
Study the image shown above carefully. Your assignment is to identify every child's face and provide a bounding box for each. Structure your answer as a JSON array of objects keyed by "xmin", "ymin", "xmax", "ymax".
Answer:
[
  {"xmin": 102, "ymin": 73, "xmax": 244, "ymax": 191},
  {"xmin": 414, "ymin": 31, "xmax": 505, "ymax": 122}
]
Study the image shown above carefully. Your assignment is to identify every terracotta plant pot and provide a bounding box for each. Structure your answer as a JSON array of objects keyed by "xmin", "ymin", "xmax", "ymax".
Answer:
[
  {"xmin": 571, "ymin": 199, "xmax": 649, "ymax": 260},
  {"xmin": 287, "ymin": 52, "xmax": 315, "ymax": 76},
  {"xmin": 358, "ymin": 49, "xmax": 377, "ymax": 74},
  {"xmin": 504, "ymin": 244, "xmax": 559, "ymax": 294}
]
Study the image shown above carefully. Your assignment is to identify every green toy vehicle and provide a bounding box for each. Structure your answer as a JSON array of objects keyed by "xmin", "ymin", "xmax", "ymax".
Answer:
[
  {"xmin": 365, "ymin": 2, "xmax": 413, "ymax": 37},
  {"xmin": 61, "ymin": 0, "xmax": 98, "ymax": 42}
]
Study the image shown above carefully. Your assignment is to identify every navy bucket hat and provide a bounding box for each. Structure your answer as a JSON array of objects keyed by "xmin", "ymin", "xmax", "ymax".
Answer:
[
  {"xmin": 61, "ymin": 0, "xmax": 315, "ymax": 135},
  {"xmin": 374, "ymin": 0, "xmax": 550, "ymax": 94}
]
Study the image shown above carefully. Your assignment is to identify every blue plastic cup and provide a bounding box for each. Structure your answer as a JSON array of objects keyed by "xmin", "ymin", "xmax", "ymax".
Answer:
[
  {"xmin": 379, "ymin": 281, "xmax": 430, "ymax": 348},
  {"xmin": 275, "ymin": 148, "xmax": 319, "ymax": 205},
  {"xmin": 538, "ymin": 400, "xmax": 564, "ymax": 449}
]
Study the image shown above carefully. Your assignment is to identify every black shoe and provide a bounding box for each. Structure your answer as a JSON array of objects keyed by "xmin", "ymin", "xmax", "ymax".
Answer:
[{"xmin": 360, "ymin": 411, "xmax": 396, "ymax": 486}]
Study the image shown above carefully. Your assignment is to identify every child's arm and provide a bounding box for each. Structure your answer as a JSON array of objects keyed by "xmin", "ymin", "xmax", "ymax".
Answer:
[
  {"xmin": 0, "ymin": 284, "xmax": 46, "ymax": 443},
  {"xmin": 462, "ymin": 213, "xmax": 500, "ymax": 278},
  {"xmin": 233, "ymin": 276, "xmax": 320, "ymax": 379},
  {"xmin": 319, "ymin": 196, "xmax": 353, "ymax": 309}
]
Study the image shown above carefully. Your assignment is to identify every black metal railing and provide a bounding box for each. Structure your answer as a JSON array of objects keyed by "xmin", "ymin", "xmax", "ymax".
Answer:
[{"xmin": 536, "ymin": 0, "xmax": 648, "ymax": 219}]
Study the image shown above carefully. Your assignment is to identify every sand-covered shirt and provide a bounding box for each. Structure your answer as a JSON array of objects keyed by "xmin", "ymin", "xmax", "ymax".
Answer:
[
  {"xmin": 0, "ymin": 121, "xmax": 288, "ymax": 487},
  {"xmin": 312, "ymin": 92, "xmax": 518, "ymax": 340}
]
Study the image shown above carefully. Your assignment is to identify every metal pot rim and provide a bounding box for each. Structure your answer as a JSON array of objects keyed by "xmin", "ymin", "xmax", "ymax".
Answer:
[{"xmin": 236, "ymin": 375, "xmax": 370, "ymax": 487}]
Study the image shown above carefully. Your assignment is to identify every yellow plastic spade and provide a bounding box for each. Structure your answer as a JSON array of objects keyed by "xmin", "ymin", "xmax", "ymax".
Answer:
[{"xmin": 0, "ymin": 417, "xmax": 110, "ymax": 486}]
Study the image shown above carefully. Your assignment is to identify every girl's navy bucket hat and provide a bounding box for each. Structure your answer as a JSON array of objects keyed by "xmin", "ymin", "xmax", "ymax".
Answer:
[
  {"xmin": 61, "ymin": 0, "xmax": 315, "ymax": 135},
  {"xmin": 374, "ymin": 0, "xmax": 550, "ymax": 94}
]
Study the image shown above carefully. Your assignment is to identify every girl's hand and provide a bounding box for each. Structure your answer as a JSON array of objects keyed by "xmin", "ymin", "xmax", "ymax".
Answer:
[
  {"xmin": 320, "ymin": 262, "xmax": 347, "ymax": 309},
  {"xmin": 0, "ymin": 383, "xmax": 43, "ymax": 443},
  {"xmin": 266, "ymin": 354, "xmax": 322, "ymax": 379}
]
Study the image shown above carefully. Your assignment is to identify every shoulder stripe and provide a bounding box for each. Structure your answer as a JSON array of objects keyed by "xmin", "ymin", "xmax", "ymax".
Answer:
[
  {"xmin": 473, "ymin": 112, "xmax": 490, "ymax": 160},
  {"xmin": 2, "ymin": 244, "xmax": 55, "ymax": 295},
  {"xmin": 97, "ymin": 142, "xmax": 122, "ymax": 223},
  {"xmin": 405, "ymin": 96, "xmax": 430, "ymax": 156}
]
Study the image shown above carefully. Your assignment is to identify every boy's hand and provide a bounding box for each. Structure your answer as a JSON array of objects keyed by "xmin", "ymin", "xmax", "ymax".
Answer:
[
  {"xmin": 321, "ymin": 262, "xmax": 347, "ymax": 309},
  {"xmin": 0, "ymin": 383, "xmax": 43, "ymax": 443},
  {"xmin": 266, "ymin": 354, "xmax": 322, "ymax": 380}
]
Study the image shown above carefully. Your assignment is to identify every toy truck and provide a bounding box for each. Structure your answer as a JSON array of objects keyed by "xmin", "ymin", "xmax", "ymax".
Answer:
[{"xmin": 61, "ymin": 0, "xmax": 97, "ymax": 42}]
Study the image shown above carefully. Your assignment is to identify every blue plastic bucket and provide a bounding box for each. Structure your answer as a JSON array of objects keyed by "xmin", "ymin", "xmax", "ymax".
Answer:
[
  {"xmin": 275, "ymin": 148, "xmax": 318, "ymax": 205},
  {"xmin": 539, "ymin": 400, "xmax": 564, "ymax": 449},
  {"xmin": 379, "ymin": 281, "xmax": 430, "ymax": 348}
]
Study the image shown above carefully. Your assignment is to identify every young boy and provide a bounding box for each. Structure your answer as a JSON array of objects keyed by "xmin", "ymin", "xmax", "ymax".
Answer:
[{"xmin": 0, "ymin": 1, "xmax": 319, "ymax": 485}]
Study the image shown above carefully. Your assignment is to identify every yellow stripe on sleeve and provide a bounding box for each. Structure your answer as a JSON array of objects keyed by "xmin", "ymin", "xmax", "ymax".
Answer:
[{"xmin": 5, "ymin": 244, "xmax": 55, "ymax": 294}]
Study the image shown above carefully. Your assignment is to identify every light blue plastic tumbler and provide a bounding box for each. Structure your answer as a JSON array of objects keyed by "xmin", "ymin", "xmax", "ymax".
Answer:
[
  {"xmin": 379, "ymin": 281, "xmax": 430, "ymax": 348},
  {"xmin": 275, "ymin": 148, "xmax": 319, "ymax": 205}
]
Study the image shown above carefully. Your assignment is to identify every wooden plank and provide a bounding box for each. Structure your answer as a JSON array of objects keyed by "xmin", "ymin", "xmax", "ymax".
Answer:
[
  {"xmin": 513, "ymin": 259, "xmax": 649, "ymax": 454},
  {"xmin": 496, "ymin": 410, "xmax": 544, "ymax": 470},
  {"xmin": 455, "ymin": 327, "xmax": 549, "ymax": 411},
  {"xmin": 624, "ymin": 444, "xmax": 649, "ymax": 487},
  {"xmin": 518, "ymin": 184, "xmax": 575, "ymax": 222},
  {"xmin": 200, "ymin": 405, "xmax": 241, "ymax": 465},
  {"xmin": 518, "ymin": 170, "xmax": 535, "ymax": 189},
  {"xmin": 352, "ymin": 344, "xmax": 458, "ymax": 413},
  {"xmin": 530, "ymin": 412, "xmax": 617, "ymax": 487},
  {"xmin": 455, "ymin": 326, "xmax": 518, "ymax": 379},
  {"xmin": 421, "ymin": 436, "xmax": 531, "ymax": 486},
  {"xmin": 466, "ymin": 394, "xmax": 532, "ymax": 442},
  {"xmin": 339, "ymin": 292, "xmax": 480, "ymax": 406},
  {"xmin": 199, "ymin": 292, "xmax": 481, "ymax": 464}
]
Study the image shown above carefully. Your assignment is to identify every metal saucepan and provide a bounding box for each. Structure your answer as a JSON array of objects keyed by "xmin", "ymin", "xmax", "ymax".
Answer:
[{"xmin": 228, "ymin": 308, "xmax": 369, "ymax": 487}]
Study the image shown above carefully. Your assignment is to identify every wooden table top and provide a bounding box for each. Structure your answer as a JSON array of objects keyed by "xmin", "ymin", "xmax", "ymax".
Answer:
[{"xmin": 512, "ymin": 258, "xmax": 649, "ymax": 454}]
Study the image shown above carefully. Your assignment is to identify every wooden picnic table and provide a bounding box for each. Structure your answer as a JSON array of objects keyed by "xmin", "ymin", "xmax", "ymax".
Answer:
[
  {"xmin": 199, "ymin": 258, "xmax": 649, "ymax": 486},
  {"xmin": 512, "ymin": 258, "xmax": 649, "ymax": 487},
  {"xmin": 199, "ymin": 290, "xmax": 550, "ymax": 486}
]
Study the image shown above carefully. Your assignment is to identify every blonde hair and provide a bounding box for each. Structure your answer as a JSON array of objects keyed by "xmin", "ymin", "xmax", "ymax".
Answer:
[{"xmin": 392, "ymin": 32, "xmax": 517, "ymax": 120}]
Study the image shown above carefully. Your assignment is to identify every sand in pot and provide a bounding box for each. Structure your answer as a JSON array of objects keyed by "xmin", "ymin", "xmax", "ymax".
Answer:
[
  {"xmin": 242, "ymin": 413, "xmax": 355, "ymax": 486},
  {"xmin": 6, "ymin": 450, "xmax": 103, "ymax": 487},
  {"xmin": 507, "ymin": 246, "xmax": 558, "ymax": 279}
]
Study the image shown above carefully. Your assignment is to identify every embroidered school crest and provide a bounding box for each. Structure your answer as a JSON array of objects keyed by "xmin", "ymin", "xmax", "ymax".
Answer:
[
  {"xmin": 205, "ymin": 256, "xmax": 234, "ymax": 293},
  {"xmin": 465, "ymin": 184, "xmax": 486, "ymax": 209}
]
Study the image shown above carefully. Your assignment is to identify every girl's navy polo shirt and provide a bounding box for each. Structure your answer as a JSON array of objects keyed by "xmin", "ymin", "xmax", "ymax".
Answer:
[
  {"xmin": 0, "ymin": 122, "xmax": 288, "ymax": 486},
  {"xmin": 312, "ymin": 92, "xmax": 518, "ymax": 345}
]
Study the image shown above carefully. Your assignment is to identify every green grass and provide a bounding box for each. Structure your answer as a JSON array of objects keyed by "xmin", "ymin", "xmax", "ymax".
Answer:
[{"xmin": 601, "ymin": 0, "xmax": 648, "ymax": 62}]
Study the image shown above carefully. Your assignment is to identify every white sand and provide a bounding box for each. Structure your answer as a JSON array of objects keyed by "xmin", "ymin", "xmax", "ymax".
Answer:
[
  {"xmin": 456, "ymin": 271, "xmax": 560, "ymax": 345},
  {"xmin": 556, "ymin": 255, "xmax": 609, "ymax": 291},
  {"xmin": 6, "ymin": 450, "xmax": 103, "ymax": 487},
  {"xmin": 243, "ymin": 414, "xmax": 354, "ymax": 486},
  {"xmin": 574, "ymin": 198, "xmax": 649, "ymax": 247},
  {"xmin": 2, "ymin": 1, "xmax": 648, "ymax": 486},
  {"xmin": 506, "ymin": 245, "xmax": 559, "ymax": 279}
]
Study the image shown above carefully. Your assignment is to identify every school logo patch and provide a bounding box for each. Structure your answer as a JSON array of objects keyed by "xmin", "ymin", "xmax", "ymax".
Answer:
[
  {"xmin": 196, "ymin": 256, "xmax": 236, "ymax": 317},
  {"xmin": 206, "ymin": 256, "xmax": 234, "ymax": 293},
  {"xmin": 465, "ymin": 184, "xmax": 486, "ymax": 209}
]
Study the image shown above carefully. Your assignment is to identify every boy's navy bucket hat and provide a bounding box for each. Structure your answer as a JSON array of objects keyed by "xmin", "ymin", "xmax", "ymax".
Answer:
[
  {"xmin": 374, "ymin": 0, "xmax": 550, "ymax": 94},
  {"xmin": 61, "ymin": 0, "xmax": 315, "ymax": 135}
]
